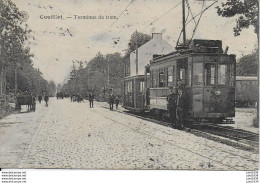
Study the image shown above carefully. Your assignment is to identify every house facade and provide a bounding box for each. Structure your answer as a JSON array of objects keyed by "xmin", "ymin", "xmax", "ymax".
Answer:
[{"xmin": 129, "ymin": 33, "xmax": 173, "ymax": 76}]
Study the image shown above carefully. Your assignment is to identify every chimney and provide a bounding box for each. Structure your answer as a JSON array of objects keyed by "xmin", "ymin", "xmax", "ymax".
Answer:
[{"xmin": 152, "ymin": 33, "xmax": 162, "ymax": 39}]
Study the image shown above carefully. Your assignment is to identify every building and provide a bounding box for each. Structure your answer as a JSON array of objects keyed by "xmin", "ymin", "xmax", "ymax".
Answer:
[{"xmin": 129, "ymin": 33, "xmax": 173, "ymax": 76}]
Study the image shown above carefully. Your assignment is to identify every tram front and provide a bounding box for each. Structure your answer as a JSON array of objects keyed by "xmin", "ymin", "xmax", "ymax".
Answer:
[{"xmin": 190, "ymin": 40, "xmax": 236, "ymax": 123}]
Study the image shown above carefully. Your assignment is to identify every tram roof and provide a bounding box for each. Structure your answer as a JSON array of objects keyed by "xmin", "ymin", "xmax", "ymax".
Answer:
[{"xmin": 236, "ymin": 76, "xmax": 258, "ymax": 81}]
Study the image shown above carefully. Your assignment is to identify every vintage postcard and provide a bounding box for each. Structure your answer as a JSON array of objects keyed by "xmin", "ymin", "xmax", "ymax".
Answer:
[{"xmin": 0, "ymin": 0, "xmax": 258, "ymax": 177}]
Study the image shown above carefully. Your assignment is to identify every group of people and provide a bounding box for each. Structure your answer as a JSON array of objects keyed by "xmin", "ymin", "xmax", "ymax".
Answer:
[
  {"xmin": 167, "ymin": 80, "xmax": 187, "ymax": 129},
  {"xmin": 108, "ymin": 93, "xmax": 120, "ymax": 110},
  {"xmin": 37, "ymin": 94, "xmax": 49, "ymax": 107},
  {"xmin": 70, "ymin": 94, "xmax": 84, "ymax": 103},
  {"xmin": 85, "ymin": 91, "xmax": 120, "ymax": 110}
]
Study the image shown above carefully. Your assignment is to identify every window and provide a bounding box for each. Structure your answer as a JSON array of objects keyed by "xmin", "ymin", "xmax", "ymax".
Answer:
[
  {"xmin": 127, "ymin": 81, "xmax": 132, "ymax": 93},
  {"xmin": 193, "ymin": 63, "xmax": 203, "ymax": 86},
  {"xmin": 204, "ymin": 64, "xmax": 216, "ymax": 85},
  {"xmin": 140, "ymin": 81, "xmax": 145, "ymax": 93},
  {"xmin": 179, "ymin": 69, "xmax": 186, "ymax": 81},
  {"xmin": 218, "ymin": 64, "xmax": 228, "ymax": 85},
  {"xmin": 229, "ymin": 64, "xmax": 235, "ymax": 86},
  {"xmin": 159, "ymin": 71, "xmax": 164, "ymax": 87},
  {"xmin": 167, "ymin": 66, "xmax": 173, "ymax": 87},
  {"xmin": 150, "ymin": 70, "xmax": 153, "ymax": 87}
]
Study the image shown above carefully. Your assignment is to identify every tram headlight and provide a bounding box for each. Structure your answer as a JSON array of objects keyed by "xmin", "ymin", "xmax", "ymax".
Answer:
[{"xmin": 215, "ymin": 89, "xmax": 221, "ymax": 96}]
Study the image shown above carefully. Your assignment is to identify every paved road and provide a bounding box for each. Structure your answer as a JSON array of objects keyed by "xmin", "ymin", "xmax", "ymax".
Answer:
[{"xmin": 0, "ymin": 98, "xmax": 258, "ymax": 170}]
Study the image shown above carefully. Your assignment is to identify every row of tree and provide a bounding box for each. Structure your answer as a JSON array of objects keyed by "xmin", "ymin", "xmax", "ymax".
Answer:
[
  {"xmin": 61, "ymin": 31, "xmax": 152, "ymax": 101},
  {"xmin": 0, "ymin": 0, "xmax": 56, "ymax": 98}
]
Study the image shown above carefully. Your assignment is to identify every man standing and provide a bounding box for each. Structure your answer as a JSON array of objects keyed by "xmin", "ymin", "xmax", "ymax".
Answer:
[
  {"xmin": 44, "ymin": 94, "xmax": 49, "ymax": 107},
  {"xmin": 89, "ymin": 92, "xmax": 94, "ymax": 108},
  {"xmin": 167, "ymin": 86, "xmax": 178, "ymax": 128},
  {"xmin": 38, "ymin": 94, "xmax": 42, "ymax": 103},
  {"xmin": 115, "ymin": 96, "xmax": 119, "ymax": 109},
  {"xmin": 109, "ymin": 93, "xmax": 114, "ymax": 110}
]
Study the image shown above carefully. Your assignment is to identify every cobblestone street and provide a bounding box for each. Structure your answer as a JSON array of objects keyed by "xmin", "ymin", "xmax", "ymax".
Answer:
[{"xmin": 0, "ymin": 98, "xmax": 258, "ymax": 170}]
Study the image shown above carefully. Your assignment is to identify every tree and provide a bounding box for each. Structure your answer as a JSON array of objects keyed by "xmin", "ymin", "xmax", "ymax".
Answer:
[
  {"xmin": 125, "ymin": 31, "xmax": 152, "ymax": 55},
  {"xmin": 0, "ymin": 0, "xmax": 52, "ymax": 97},
  {"xmin": 237, "ymin": 49, "xmax": 258, "ymax": 76},
  {"xmin": 216, "ymin": 0, "xmax": 259, "ymax": 37}
]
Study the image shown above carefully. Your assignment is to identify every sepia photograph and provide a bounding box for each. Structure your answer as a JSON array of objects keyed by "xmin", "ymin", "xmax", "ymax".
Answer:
[{"xmin": 0, "ymin": 0, "xmax": 259, "ymax": 181}]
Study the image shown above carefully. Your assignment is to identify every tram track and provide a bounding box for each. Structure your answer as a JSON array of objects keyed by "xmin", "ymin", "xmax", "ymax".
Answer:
[
  {"xmin": 100, "ymin": 105, "xmax": 259, "ymax": 153},
  {"xmin": 99, "ymin": 106, "xmax": 258, "ymax": 169}
]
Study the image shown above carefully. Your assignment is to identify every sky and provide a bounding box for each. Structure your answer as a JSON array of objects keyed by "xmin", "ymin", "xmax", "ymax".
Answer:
[{"xmin": 13, "ymin": 0, "xmax": 258, "ymax": 84}]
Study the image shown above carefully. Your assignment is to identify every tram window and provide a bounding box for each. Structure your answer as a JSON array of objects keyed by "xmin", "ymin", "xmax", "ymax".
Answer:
[
  {"xmin": 204, "ymin": 64, "xmax": 216, "ymax": 85},
  {"xmin": 159, "ymin": 72, "xmax": 164, "ymax": 87},
  {"xmin": 218, "ymin": 64, "xmax": 228, "ymax": 85},
  {"xmin": 193, "ymin": 63, "xmax": 203, "ymax": 86},
  {"xmin": 172, "ymin": 66, "xmax": 175, "ymax": 86},
  {"xmin": 167, "ymin": 66, "xmax": 173, "ymax": 86},
  {"xmin": 140, "ymin": 81, "xmax": 145, "ymax": 93},
  {"xmin": 150, "ymin": 70, "xmax": 153, "ymax": 87},
  {"xmin": 229, "ymin": 64, "xmax": 235, "ymax": 86},
  {"xmin": 179, "ymin": 69, "xmax": 186, "ymax": 81},
  {"xmin": 127, "ymin": 81, "xmax": 132, "ymax": 93}
]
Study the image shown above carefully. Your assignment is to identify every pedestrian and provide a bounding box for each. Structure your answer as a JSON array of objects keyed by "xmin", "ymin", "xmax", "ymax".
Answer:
[
  {"xmin": 115, "ymin": 96, "xmax": 119, "ymax": 109},
  {"xmin": 108, "ymin": 93, "xmax": 114, "ymax": 110},
  {"xmin": 167, "ymin": 86, "xmax": 178, "ymax": 128},
  {"xmin": 89, "ymin": 92, "xmax": 94, "ymax": 108},
  {"xmin": 38, "ymin": 94, "xmax": 42, "ymax": 103},
  {"xmin": 44, "ymin": 94, "xmax": 49, "ymax": 107},
  {"xmin": 32, "ymin": 94, "xmax": 36, "ymax": 111}
]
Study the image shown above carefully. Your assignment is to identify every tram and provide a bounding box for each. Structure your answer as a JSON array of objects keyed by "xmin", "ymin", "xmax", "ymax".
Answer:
[
  {"xmin": 122, "ymin": 0, "xmax": 236, "ymax": 126},
  {"xmin": 123, "ymin": 39, "xmax": 236, "ymax": 125}
]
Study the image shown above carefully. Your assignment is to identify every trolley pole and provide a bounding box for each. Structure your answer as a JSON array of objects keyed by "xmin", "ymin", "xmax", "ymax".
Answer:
[{"xmin": 182, "ymin": 0, "xmax": 186, "ymax": 46}]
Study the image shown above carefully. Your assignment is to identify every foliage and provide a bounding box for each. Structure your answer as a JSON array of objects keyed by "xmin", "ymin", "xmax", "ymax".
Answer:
[
  {"xmin": 0, "ymin": 0, "xmax": 54, "ymax": 96},
  {"xmin": 236, "ymin": 50, "xmax": 259, "ymax": 76},
  {"xmin": 236, "ymin": 49, "xmax": 258, "ymax": 75},
  {"xmin": 216, "ymin": 0, "xmax": 259, "ymax": 36},
  {"xmin": 62, "ymin": 31, "xmax": 151, "ymax": 101},
  {"xmin": 61, "ymin": 52, "xmax": 124, "ymax": 101},
  {"xmin": 125, "ymin": 31, "xmax": 152, "ymax": 55}
]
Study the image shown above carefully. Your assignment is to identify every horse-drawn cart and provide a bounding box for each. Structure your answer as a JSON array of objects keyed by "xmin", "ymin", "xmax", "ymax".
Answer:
[{"xmin": 15, "ymin": 95, "xmax": 36, "ymax": 112}]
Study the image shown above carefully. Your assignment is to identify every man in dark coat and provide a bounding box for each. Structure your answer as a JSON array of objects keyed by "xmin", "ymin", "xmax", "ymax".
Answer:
[
  {"xmin": 89, "ymin": 92, "xmax": 94, "ymax": 108},
  {"xmin": 167, "ymin": 86, "xmax": 178, "ymax": 127},
  {"xmin": 38, "ymin": 95, "xmax": 42, "ymax": 103},
  {"xmin": 108, "ymin": 93, "xmax": 114, "ymax": 110},
  {"xmin": 44, "ymin": 94, "xmax": 49, "ymax": 107},
  {"xmin": 115, "ymin": 96, "xmax": 119, "ymax": 109}
]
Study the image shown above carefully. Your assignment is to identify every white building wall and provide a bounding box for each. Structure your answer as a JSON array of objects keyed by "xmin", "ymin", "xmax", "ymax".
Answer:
[{"xmin": 130, "ymin": 33, "xmax": 173, "ymax": 76}]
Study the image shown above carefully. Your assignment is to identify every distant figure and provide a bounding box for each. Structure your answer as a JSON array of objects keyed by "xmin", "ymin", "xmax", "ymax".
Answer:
[
  {"xmin": 115, "ymin": 96, "xmax": 119, "ymax": 109},
  {"xmin": 44, "ymin": 94, "xmax": 49, "ymax": 107},
  {"xmin": 108, "ymin": 93, "xmax": 114, "ymax": 110},
  {"xmin": 89, "ymin": 92, "xmax": 94, "ymax": 108},
  {"xmin": 32, "ymin": 95, "xmax": 36, "ymax": 111},
  {"xmin": 38, "ymin": 95, "xmax": 42, "ymax": 103}
]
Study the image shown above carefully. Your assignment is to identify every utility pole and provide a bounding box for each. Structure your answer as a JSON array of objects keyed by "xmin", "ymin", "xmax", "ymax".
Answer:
[
  {"xmin": 14, "ymin": 65, "xmax": 17, "ymax": 95},
  {"xmin": 107, "ymin": 56, "xmax": 110, "ymax": 86},
  {"xmin": 182, "ymin": 0, "xmax": 186, "ymax": 46},
  {"xmin": 135, "ymin": 30, "xmax": 138, "ymax": 75}
]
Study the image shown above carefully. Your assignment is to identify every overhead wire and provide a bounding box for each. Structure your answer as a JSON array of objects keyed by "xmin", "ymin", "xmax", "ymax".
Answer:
[
  {"xmin": 141, "ymin": 1, "xmax": 182, "ymax": 31},
  {"xmin": 186, "ymin": 0, "xmax": 197, "ymax": 26},
  {"xmin": 176, "ymin": 0, "xmax": 218, "ymax": 48},
  {"xmin": 105, "ymin": 0, "xmax": 135, "ymax": 33}
]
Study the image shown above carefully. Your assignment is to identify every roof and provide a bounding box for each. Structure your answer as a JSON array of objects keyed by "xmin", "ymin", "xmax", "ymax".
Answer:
[{"xmin": 236, "ymin": 76, "xmax": 258, "ymax": 81}]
